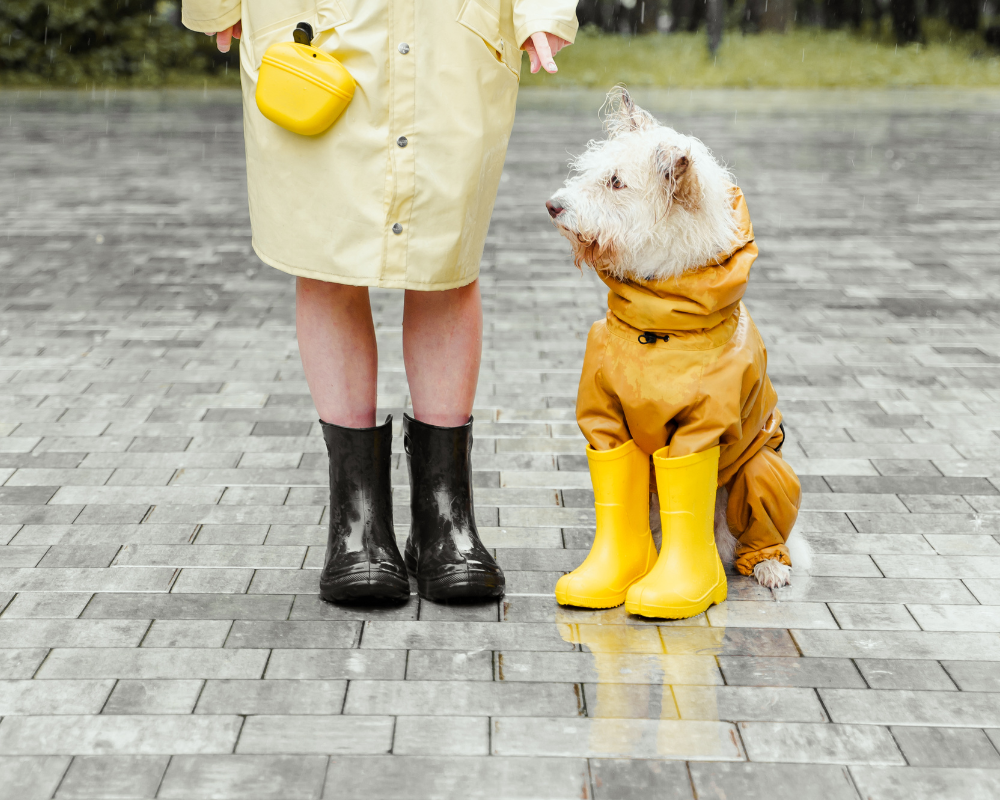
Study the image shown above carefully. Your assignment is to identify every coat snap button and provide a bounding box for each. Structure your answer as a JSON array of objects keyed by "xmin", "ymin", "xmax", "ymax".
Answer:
[
  {"xmin": 397, "ymin": 136, "xmax": 408, "ymax": 148},
  {"xmin": 398, "ymin": 42, "xmax": 410, "ymax": 54},
  {"xmin": 392, "ymin": 223, "xmax": 403, "ymax": 234}
]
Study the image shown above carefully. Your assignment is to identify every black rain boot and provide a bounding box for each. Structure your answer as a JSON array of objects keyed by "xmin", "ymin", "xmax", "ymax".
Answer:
[
  {"xmin": 319, "ymin": 416, "xmax": 409, "ymax": 603},
  {"xmin": 403, "ymin": 414, "xmax": 505, "ymax": 601}
]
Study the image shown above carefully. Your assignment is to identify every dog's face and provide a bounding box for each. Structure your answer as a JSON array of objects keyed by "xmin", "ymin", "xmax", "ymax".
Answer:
[{"xmin": 547, "ymin": 89, "xmax": 738, "ymax": 281}]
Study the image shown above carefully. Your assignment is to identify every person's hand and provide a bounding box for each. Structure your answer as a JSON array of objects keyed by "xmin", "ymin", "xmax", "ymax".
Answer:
[
  {"xmin": 205, "ymin": 21, "xmax": 242, "ymax": 53},
  {"xmin": 525, "ymin": 32, "xmax": 569, "ymax": 74}
]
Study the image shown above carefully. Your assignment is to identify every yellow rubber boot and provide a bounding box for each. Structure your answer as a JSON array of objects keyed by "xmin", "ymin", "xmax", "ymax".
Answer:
[
  {"xmin": 555, "ymin": 440, "xmax": 658, "ymax": 608},
  {"xmin": 625, "ymin": 446, "xmax": 727, "ymax": 619}
]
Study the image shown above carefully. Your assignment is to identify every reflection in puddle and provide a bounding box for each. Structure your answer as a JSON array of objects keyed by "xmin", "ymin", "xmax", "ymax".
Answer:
[{"xmin": 556, "ymin": 603, "xmax": 739, "ymax": 759}]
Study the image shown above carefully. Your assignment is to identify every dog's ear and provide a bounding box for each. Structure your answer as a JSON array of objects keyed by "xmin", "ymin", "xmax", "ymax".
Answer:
[
  {"xmin": 655, "ymin": 144, "xmax": 701, "ymax": 211},
  {"xmin": 603, "ymin": 86, "xmax": 655, "ymax": 138}
]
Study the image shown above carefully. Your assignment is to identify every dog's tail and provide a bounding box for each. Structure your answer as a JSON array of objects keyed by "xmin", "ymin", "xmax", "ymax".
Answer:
[{"xmin": 714, "ymin": 486, "xmax": 738, "ymax": 564}]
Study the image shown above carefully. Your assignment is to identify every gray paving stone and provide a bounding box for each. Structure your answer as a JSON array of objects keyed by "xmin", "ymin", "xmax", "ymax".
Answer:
[
  {"xmin": 37, "ymin": 648, "xmax": 269, "ymax": 680},
  {"xmin": 856, "ymin": 659, "xmax": 957, "ymax": 691},
  {"xmin": 492, "ymin": 716, "xmax": 744, "ymax": 759},
  {"xmin": 850, "ymin": 766, "xmax": 1000, "ymax": 800},
  {"xmin": 688, "ymin": 762, "xmax": 858, "ymax": 800},
  {"xmin": 236, "ymin": 715, "xmax": 393, "ymax": 754},
  {"xmin": 739, "ymin": 721, "xmax": 904, "ymax": 765},
  {"xmin": 81, "ymin": 592, "xmax": 293, "ymax": 620},
  {"xmin": 345, "ymin": 680, "xmax": 581, "ymax": 717},
  {"xmin": 821, "ymin": 688, "xmax": 1000, "ymax": 727},
  {"xmin": 159, "ymin": 755, "xmax": 328, "ymax": 799},
  {"xmin": 0, "ymin": 680, "xmax": 114, "ymax": 715},
  {"xmin": 0, "ymin": 649, "xmax": 49, "ymax": 679},
  {"xmin": 196, "ymin": 679, "xmax": 346, "ymax": 715},
  {"xmin": 55, "ymin": 755, "xmax": 169, "ymax": 799},
  {"xmin": 0, "ymin": 756, "xmax": 70, "ymax": 800},
  {"xmin": 941, "ymin": 661, "xmax": 1000, "ymax": 692},
  {"xmin": 890, "ymin": 727, "xmax": 1000, "ymax": 768},
  {"xmin": 264, "ymin": 649, "xmax": 406, "ymax": 680},
  {"xmin": 0, "ymin": 714, "xmax": 242, "ymax": 755},
  {"xmin": 102, "ymin": 680, "xmax": 204, "ymax": 715},
  {"xmin": 323, "ymin": 755, "xmax": 590, "ymax": 799},
  {"xmin": 226, "ymin": 620, "xmax": 360, "ymax": 649},
  {"xmin": 392, "ymin": 715, "xmax": 490, "ymax": 755},
  {"xmin": 590, "ymin": 759, "xmax": 694, "ymax": 800},
  {"xmin": 718, "ymin": 657, "xmax": 866, "ymax": 689},
  {"xmin": 0, "ymin": 618, "xmax": 148, "ymax": 648},
  {"xmin": 1, "ymin": 593, "xmax": 93, "ymax": 619},
  {"xmin": 405, "ymin": 649, "xmax": 495, "ymax": 681}
]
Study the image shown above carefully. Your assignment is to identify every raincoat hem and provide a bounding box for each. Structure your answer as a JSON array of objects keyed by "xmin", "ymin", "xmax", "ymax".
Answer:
[
  {"xmin": 515, "ymin": 18, "xmax": 579, "ymax": 47},
  {"xmin": 182, "ymin": 2, "xmax": 241, "ymax": 33},
  {"xmin": 252, "ymin": 240, "xmax": 479, "ymax": 291}
]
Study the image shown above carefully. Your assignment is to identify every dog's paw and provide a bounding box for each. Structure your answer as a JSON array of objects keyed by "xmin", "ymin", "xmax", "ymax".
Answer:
[{"xmin": 753, "ymin": 558, "xmax": 791, "ymax": 589}]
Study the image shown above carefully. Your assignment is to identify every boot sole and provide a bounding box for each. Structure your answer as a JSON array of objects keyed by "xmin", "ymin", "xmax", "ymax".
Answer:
[
  {"xmin": 405, "ymin": 551, "xmax": 505, "ymax": 601},
  {"xmin": 320, "ymin": 571, "xmax": 410, "ymax": 603},
  {"xmin": 625, "ymin": 581, "xmax": 728, "ymax": 620},
  {"xmin": 554, "ymin": 587, "xmax": 626, "ymax": 609}
]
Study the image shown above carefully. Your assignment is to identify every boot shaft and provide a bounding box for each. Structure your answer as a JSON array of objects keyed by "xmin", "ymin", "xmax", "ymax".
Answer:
[
  {"xmin": 403, "ymin": 414, "xmax": 474, "ymax": 520},
  {"xmin": 587, "ymin": 440, "xmax": 650, "ymax": 539},
  {"xmin": 320, "ymin": 416, "xmax": 393, "ymax": 541},
  {"xmin": 653, "ymin": 446, "xmax": 720, "ymax": 550}
]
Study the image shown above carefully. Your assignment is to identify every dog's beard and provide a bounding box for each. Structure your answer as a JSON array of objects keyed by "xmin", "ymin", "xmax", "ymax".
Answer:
[{"xmin": 554, "ymin": 223, "xmax": 618, "ymax": 272}]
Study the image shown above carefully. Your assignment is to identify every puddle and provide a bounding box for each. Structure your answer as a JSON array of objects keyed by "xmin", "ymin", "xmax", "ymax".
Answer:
[{"xmin": 556, "ymin": 603, "xmax": 740, "ymax": 759}]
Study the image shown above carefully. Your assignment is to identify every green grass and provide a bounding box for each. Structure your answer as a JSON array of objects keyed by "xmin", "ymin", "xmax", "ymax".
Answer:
[{"xmin": 521, "ymin": 22, "xmax": 1000, "ymax": 88}]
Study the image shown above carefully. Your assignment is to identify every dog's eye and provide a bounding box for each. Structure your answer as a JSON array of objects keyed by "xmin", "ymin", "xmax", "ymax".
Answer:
[{"xmin": 609, "ymin": 175, "xmax": 625, "ymax": 190}]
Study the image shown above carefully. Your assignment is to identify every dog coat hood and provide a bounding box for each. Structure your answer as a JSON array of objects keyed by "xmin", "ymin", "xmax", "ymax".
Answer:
[{"xmin": 600, "ymin": 188, "xmax": 755, "ymax": 333}]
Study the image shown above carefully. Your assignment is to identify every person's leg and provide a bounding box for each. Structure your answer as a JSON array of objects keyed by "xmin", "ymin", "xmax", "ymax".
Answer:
[
  {"xmin": 402, "ymin": 280, "xmax": 482, "ymax": 426},
  {"xmin": 297, "ymin": 277, "xmax": 407, "ymax": 603},
  {"xmin": 296, "ymin": 277, "xmax": 378, "ymax": 427},
  {"xmin": 399, "ymin": 280, "xmax": 503, "ymax": 600}
]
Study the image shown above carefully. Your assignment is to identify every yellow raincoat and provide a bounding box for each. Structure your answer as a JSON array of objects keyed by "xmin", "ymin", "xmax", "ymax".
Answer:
[
  {"xmin": 576, "ymin": 188, "xmax": 801, "ymax": 575},
  {"xmin": 183, "ymin": 0, "xmax": 579, "ymax": 289}
]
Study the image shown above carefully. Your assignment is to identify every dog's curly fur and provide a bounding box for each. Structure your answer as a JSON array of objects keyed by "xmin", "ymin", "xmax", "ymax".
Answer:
[{"xmin": 550, "ymin": 86, "xmax": 741, "ymax": 282}]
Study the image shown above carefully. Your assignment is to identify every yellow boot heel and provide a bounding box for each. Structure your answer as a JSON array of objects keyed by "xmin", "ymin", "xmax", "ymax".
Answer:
[
  {"xmin": 625, "ymin": 446, "xmax": 728, "ymax": 620},
  {"xmin": 555, "ymin": 440, "xmax": 658, "ymax": 609}
]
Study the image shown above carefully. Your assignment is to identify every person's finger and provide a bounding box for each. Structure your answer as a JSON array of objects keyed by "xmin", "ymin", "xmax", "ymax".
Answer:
[
  {"xmin": 217, "ymin": 26, "xmax": 233, "ymax": 53},
  {"xmin": 205, "ymin": 31, "xmax": 216, "ymax": 36},
  {"xmin": 525, "ymin": 39, "xmax": 540, "ymax": 73},
  {"xmin": 548, "ymin": 34, "xmax": 569, "ymax": 57},
  {"xmin": 233, "ymin": 20, "xmax": 242, "ymax": 39},
  {"xmin": 530, "ymin": 32, "xmax": 557, "ymax": 73}
]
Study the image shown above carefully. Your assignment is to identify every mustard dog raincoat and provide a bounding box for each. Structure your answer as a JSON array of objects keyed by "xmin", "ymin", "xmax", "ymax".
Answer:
[{"xmin": 576, "ymin": 188, "xmax": 801, "ymax": 575}]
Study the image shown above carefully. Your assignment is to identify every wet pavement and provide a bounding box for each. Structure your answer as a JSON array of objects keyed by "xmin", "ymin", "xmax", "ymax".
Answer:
[{"xmin": 1, "ymin": 87, "xmax": 1000, "ymax": 799}]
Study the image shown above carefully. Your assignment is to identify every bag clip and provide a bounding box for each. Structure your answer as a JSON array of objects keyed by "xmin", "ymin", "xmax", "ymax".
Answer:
[{"xmin": 293, "ymin": 22, "xmax": 314, "ymax": 45}]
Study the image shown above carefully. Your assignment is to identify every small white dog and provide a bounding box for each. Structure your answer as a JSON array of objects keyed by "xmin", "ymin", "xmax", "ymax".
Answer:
[{"xmin": 549, "ymin": 88, "xmax": 802, "ymax": 589}]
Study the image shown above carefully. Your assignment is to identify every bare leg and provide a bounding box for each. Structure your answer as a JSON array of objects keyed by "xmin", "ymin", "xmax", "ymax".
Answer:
[
  {"xmin": 295, "ymin": 277, "xmax": 378, "ymax": 427},
  {"xmin": 403, "ymin": 280, "xmax": 483, "ymax": 426}
]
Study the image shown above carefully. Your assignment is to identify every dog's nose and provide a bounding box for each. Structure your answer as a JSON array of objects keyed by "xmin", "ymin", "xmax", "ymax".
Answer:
[{"xmin": 545, "ymin": 200, "xmax": 564, "ymax": 219}]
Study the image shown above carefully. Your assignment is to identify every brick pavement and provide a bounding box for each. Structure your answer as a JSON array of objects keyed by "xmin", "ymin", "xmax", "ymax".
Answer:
[{"xmin": 1, "ymin": 87, "xmax": 1000, "ymax": 798}]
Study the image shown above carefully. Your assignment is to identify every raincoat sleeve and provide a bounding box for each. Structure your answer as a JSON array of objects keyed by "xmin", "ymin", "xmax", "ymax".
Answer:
[
  {"xmin": 181, "ymin": 0, "xmax": 241, "ymax": 33},
  {"xmin": 512, "ymin": 0, "xmax": 580, "ymax": 48}
]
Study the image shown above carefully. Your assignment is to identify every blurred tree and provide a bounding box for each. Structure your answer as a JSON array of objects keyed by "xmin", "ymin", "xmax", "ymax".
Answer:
[
  {"xmin": 577, "ymin": 0, "xmax": 661, "ymax": 32},
  {"xmin": 889, "ymin": 0, "xmax": 921, "ymax": 41},
  {"xmin": 946, "ymin": 0, "xmax": 979, "ymax": 29},
  {"xmin": 0, "ymin": 0, "xmax": 236, "ymax": 85}
]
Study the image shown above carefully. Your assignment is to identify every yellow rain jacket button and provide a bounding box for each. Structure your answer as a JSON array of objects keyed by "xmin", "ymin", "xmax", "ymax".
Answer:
[
  {"xmin": 392, "ymin": 223, "xmax": 403, "ymax": 235},
  {"xmin": 397, "ymin": 136, "xmax": 408, "ymax": 148},
  {"xmin": 398, "ymin": 42, "xmax": 410, "ymax": 54}
]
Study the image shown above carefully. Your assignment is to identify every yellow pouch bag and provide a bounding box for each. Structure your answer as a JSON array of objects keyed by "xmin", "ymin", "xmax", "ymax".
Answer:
[{"xmin": 255, "ymin": 22, "xmax": 355, "ymax": 136}]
